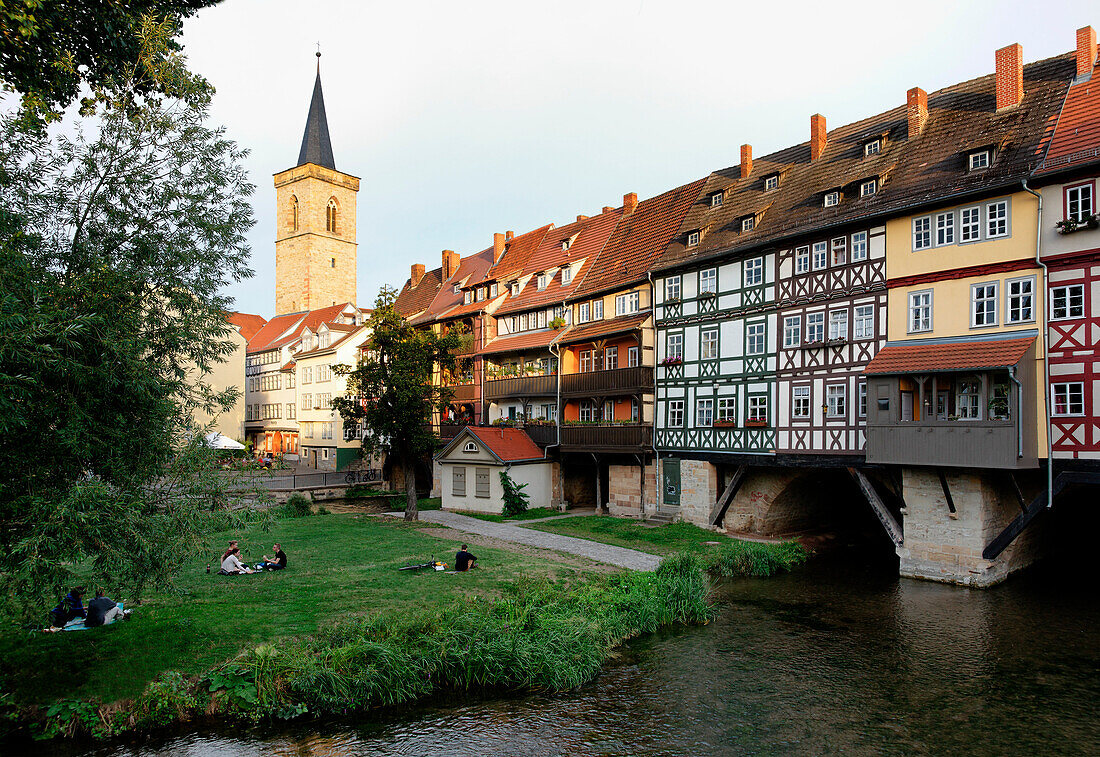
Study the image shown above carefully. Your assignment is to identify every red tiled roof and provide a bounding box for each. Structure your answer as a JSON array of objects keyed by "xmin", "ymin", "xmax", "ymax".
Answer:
[
  {"xmin": 863, "ymin": 336, "xmax": 1035, "ymax": 375},
  {"xmin": 558, "ymin": 313, "xmax": 650, "ymax": 345},
  {"xmin": 465, "ymin": 426, "xmax": 544, "ymax": 462},
  {"xmin": 480, "ymin": 328, "xmax": 566, "ymax": 355},
  {"xmin": 486, "ymin": 225, "xmax": 553, "ymax": 282},
  {"xmin": 247, "ymin": 312, "xmax": 307, "ymax": 352},
  {"xmin": 412, "ymin": 248, "xmax": 497, "ymax": 325},
  {"xmin": 227, "ymin": 312, "xmax": 267, "ymax": 342},
  {"xmin": 294, "ymin": 325, "xmax": 369, "ymax": 359},
  {"xmin": 497, "ymin": 211, "xmax": 622, "ymax": 316},
  {"xmin": 1036, "ymin": 62, "xmax": 1100, "ymax": 174},
  {"xmin": 299, "ymin": 303, "xmax": 355, "ymax": 331},
  {"xmin": 395, "ymin": 267, "xmax": 443, "ymax": 317},
  {"xmin": 575, "ymin": 179, "xmax": 707, "ymax": 297}
]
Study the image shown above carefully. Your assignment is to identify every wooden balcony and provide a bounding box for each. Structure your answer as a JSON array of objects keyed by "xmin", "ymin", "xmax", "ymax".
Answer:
[
  {"xmin": 562, "ymin": 366, "xmax": 654, "ymax": 398},
  {"xmin": 522, "ymin": 424, "xmax": 558, "ymax": 446},
  {"xmin": 560, "ymin": 424, "xmax": 652, "ymax": 452},
  {"xmin": 438, "ymin": 423, "xmax": 465, "ymax": 439},
  {"xmin": 447, "ymin": 383, "xmax": 478, "ymax": 402},
  {"xmin": 485, "ymin": 374, "xmax": 556, "ymax": 400}
]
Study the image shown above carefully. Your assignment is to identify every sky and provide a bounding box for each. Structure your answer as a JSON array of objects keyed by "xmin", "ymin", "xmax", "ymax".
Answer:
[{"xmin": 179, "ymin": 0, "xmax": 1097, "ymax": 318}]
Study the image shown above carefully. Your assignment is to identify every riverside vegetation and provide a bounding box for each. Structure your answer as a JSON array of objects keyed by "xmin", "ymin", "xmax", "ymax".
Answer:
[{"xmin": 0, "ymin": 507, "xmax": 806, "ymax": 743}]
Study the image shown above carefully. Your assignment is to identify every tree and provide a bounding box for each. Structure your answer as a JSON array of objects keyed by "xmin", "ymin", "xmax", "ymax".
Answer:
[
  {"xmin": 333, "ymin": 287, "xmax": 461, "ymax": 521},
  {"xmin": 0, "ymin": 26, "xmax": 255, "ymax": 617},
  {"xmin": 0, "ymin": 1, "xmax": 218, "ymax": 122},
  {"xmin": 500, "ymin": 470, "xmax": 530, "ymax": 517}
]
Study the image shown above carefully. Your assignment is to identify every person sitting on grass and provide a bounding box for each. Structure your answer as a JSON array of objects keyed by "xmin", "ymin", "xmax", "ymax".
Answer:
[
  {"xmin": 219, "ymin": 547, "xmax": 253, "ymax": 575},
  {"xmin": 454, "ymin": 544, "xmax": 478, "ymax": 572},
  {"xmin": 49, "ymin": 586, "xmax": 86, "ymax": 628},
  {"xmin": 260, "ymin": 543, "xmax": 287, "ymax": 571},
  {"xmin": 85, "ymin": 589, "xmax": 131, "ymax": 627}
]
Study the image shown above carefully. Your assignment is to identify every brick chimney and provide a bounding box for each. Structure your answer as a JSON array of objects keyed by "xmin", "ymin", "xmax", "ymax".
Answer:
[
  {"xmin": 602, "ymin": 206, "xmax": 613, "ymax": 214},
  {"xmin": 493, "ymin": 232, "xmax": 506, "ymax": 261},
  {"xmin": 1078, "ymin": 26, "xmax": 1097, "ymax": 79},
  {"xmin": 995, "ymin": 43, "xmax": 1023, "ymax": 110},
  {"xmin": 907, "ymin": 87, "xmax": 928, "ymax": 139},
  {"xmin": 623, "ymin": 192, "xmax": 638, "ymax": 215},
  {"xmin": 740, "ymin": 144, "xmax": 753, "ymax": 178},
  {"xmin": 442, "ymin": 249, "xmax": 460, "ymax": 280},
  {"xmin": 577, "ymin": 214, "xmax": 589, "ymax": 222},
  {"xmin": 505, "ymin": 230, "xmax": 514, "ymax": 241},
  {"xmin": 810, "ymin": 114, "xmax": 827, "ymax": 161},
  {"xmin": 410, "ymin": 263, "xmax": 425, "ymax": 287}
]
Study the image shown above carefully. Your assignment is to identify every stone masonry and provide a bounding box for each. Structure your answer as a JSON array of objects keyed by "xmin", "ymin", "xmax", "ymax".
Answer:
[
  {"xmin": 677, "ymin": 459, "xmax": 718, "ymax": 525},
  {"xmin": 608, "ymin": 462, "xmax": 657, "ymax": 517},
  {"xmin": 274, "ymin": 163, "xmax": 359, "ymax": 315}
]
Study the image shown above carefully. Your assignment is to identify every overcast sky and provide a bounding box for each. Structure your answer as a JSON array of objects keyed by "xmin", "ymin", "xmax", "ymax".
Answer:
[{"xmin": 180, "ymin": 0, "xmax": 1096, "ymax": 318}]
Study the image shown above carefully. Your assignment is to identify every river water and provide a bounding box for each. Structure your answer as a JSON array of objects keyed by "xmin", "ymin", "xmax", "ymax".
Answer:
[{"xmin": 48, "ymin": 549, "xmax": 1100, "ymax": 756}]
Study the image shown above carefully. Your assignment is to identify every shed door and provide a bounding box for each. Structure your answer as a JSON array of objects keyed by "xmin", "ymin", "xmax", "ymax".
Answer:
[{"xmin": 662, "ymin": 458, "xmax": 681, "ymax": 506}]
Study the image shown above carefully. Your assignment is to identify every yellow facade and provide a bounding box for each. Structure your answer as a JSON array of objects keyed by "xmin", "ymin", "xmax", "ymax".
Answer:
[{"xmin": 274, "ymin": 163, "xmax": 360, "ymax": 315}]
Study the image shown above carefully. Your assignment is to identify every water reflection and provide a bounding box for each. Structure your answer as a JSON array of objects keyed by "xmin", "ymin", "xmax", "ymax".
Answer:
[{"xmin": 28, "ymin": 553, "xmax": 1100, "ymax": 757}]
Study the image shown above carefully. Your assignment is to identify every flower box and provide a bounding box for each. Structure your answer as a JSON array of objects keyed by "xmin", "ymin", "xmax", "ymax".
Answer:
[
  {"xmin": 744, "ymin": 419, "xmax": 769, "ymax": 428},
  {"xmin": 1056, "ymin": 215, "xmax": 1099, "ymax": 234},
  {"xmin": 699, "ymin": 291, "xmax": 717, "ymax": 299},
  {"xmin": 713, "ymin": 420, "xmax": 738, "ymax": 429},
  {"xmin": 660, "ymin": 357, "xmax": 684, "ymax": 366}
]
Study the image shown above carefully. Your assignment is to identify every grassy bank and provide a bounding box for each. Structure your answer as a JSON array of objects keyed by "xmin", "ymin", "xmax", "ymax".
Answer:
[{"xmin": 459, "ymin": 507, "xmax": 560, "ymax": 523}]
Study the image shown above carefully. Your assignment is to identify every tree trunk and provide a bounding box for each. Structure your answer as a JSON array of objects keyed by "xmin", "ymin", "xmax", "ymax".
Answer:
[{"xmin": 404, "ymin": 458, "xmax": 418, "ymax": 521}]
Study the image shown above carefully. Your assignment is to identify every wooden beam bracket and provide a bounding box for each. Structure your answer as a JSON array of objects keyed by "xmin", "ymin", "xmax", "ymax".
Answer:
[{"xmin": 937, "ymin": 469, "xmax": 957, "ymax": 518}]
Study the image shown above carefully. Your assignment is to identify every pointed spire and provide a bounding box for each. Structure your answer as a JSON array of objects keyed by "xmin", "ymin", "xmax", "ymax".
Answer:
[{"xmin": 297, "ymin": 51, "xmax": 335, "ymax": 170}]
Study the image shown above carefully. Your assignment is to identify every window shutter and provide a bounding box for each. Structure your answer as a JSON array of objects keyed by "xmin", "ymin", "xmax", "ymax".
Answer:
[
  {"xmin": 453, "ymin": 467, "xmax": 466, "ymax": 496},
  {"xmin": 475, "ymin": 468, "xmax": 491, "ymax": 498}
]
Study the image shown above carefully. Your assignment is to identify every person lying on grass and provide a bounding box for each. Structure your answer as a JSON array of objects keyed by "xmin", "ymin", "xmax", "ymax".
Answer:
[
  {"xmin": 260, "ymin": 543, "xmax": 287, "ymax": 571},
  {"xmin": 219, "ymin": 547, "xmax": 254, "ymax": 575},
  {"xmin": 85, "ymin": 589, "xmax": 132, "ymax": 627},
  {"xmin": 454, "ymin": 544, "xmax": 478, "ymax": 572},
  {"xmin": 49, "ymin": 586, "xmax": 86, "ymax": 628}
]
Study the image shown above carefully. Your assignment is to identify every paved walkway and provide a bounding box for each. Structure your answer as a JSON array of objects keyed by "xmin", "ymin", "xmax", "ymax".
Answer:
[{"xmin": 413, "ymin": 510, "xmax": 661, "ymax": 571}]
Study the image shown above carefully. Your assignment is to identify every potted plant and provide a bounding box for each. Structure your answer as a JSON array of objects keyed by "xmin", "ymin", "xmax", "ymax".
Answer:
[
  {"xmin": 699, "ymin": 290, "xmax": 717, "ymax": 299},
  {"xmin": 744, "ymin": 417, "xmax": 768, "ymax": 428},
  {"xmin": 660, "ymin": 355, "xmax": 683, "ymax": 366},
  {"xmin": 549, "ymin": 317, "xmax": 566, "ymax": 329},
  {"xmin": 1056, "ymin": 214, "xmax": 1099, "ymax": 234},
  {"xmin": 713, "ymin": 419, "xmax": 738, "ymax": 429}
]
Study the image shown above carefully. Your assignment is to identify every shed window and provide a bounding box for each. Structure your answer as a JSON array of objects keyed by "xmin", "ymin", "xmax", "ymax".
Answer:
[
  {"xmin": 474, "ymin": 468, "xmax": 490, "ymax": 498},
  {"xmin": 452, "ymin": 466, "xmax": 466, "ymax": 496}
]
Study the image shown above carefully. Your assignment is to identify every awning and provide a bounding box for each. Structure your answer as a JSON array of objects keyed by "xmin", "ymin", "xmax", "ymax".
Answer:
[
  {"xmin": 204, "ymin": 432, "xmax": 246, "ymax": 450},
  {"xmin": 558, "ymin": 313, "xmax": 649, "ymax": 346},
  {"xmin": 863, "ymin": 335, "xmax": 1036, "ymax": 375},
  {"xmin": 480, "ymin": 328, "xmax": 565, "ymax": 356}
]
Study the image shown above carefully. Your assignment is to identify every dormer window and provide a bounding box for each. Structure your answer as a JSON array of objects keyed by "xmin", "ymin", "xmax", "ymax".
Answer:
[
  {"xmin": 687, "ymin": 230, "xmax": 700, "ymax": 247},
  {"xmin": 860, "ymin": 179, "xmax": 877, "ymax": 197},
  {"xmin": 561, "ymin": 266, "xmax": 573, "ymax": 285},
  {"xmin": 969, "ymin": 150, "xmax": 991, "ymax": 171},
  {"xmin": 740, "ymin": 216, "xmax": 755, "ymax": 232},
  {"xmin": 824, "ymin": 191, "xmax": 840, "ymax": 208},
  {"xmin": 710, "ymin": 192, "xmax": 724, "ymax": 208},
  {"xmin": 319, "ymin": 332, "xmax": 330, "ymax": 349},
  {"xmin": 864, "ymin": 139, "xmax": 881, "ymax": 156},
  {"xmin": 764, "ymin": 174, "xmax": 779, "ymax": 191},
  {"xmin": 453, "ymin": 284, "xmax": 461, "ymax": 294},
  {"xmin": 561, "ymin": 239, "xmax": 571, "ymax": 251},
  {"xmin": 464, "ymin": 290, "xmax": 472, "ymax": 305},
  {"xmin": 490, "ymin": 283, "xmax": 498, "ymax": 297},
  {"xmin": 510, "ymin": 281, "xmax": 519, "ymax": 296},
  {"xmin": 475, "ymin": 287, "xmax": 485, "ymax": 302},
  {"xmin": 537, "ymin": 273, "xmax": 547, "ymax": 290}
]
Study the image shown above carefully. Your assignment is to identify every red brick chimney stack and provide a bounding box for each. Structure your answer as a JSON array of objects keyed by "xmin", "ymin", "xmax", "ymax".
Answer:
[
  {"xmin": 810, "ymin": 114, "xmax": 827, "ymax": 161},
  {"xmin": 995, "ymin": 43, "xmax": 1024, "ymax": 110},
  {"xmin": 907, "ymin": 87, "xmax": 929, "ymax": 139},
  {"xmin": 1078, "ymin": 26, "xmax": 1097, "ymax": 79},
  {"xmin": 623, "ymin": 192, "xmax": 638, "ymax": 215},
  {"xmin": 740, "ymin": 144, "xmax": 753, "ymax": 178},
  {"xmin": 577, "ymin": 214, "xmax": 589, "ymax": 222},
  {"xmin": 602, "ymin": 206, "xmax": 613, "ymax": 214},
  {"xmin": 493, "ymin": 232, "xmax": 506, "ymax": 261},
  {"xmin": 442, "ymin": 249, "xmax": 460, "ymax": 280},
  {"xmin": 505, "ymin": 230, "xmax": 514, "ymax": 241},
  {"xmin": 410, "ymin": 263, "xmax": 425, "ymax": 287}
]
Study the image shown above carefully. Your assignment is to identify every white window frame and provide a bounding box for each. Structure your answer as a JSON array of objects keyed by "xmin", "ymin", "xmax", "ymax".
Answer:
[
  {"xmin": 829, "ymin": 309, "xmax": 849, "ymax": 340},
  {"xmin": 747, "ymin": 395, "xmax": 768, "ymax": 423},
  {"xmin": 1006, "ymin": 276, "xmax": 1035, "ymax": 324},
  {"xmin": 935, "ymin": 211, "xmax": 955, "ymax": 246},
  {"xmin": 812, "ymin": 241, "xmax": 827, "ymax": 270},
  {"xmin": 604, "ymin": 345, "xmax": 618, "ymax": 370},
  {"xmin": 717, "ymin": 397, "xmax": 736, "ymax": 422},
  {"xmin": 969, "ymin": 150, "xmax": 990, "ymax": 171},
  {"xmin": 792, "ymin": 385, "xmax": 811, "ymax": 419},
  {"xmin": 960, "ymin": 206, "xmax": 981, "ymax": 242},
  {"xmin": 860, "ymin": 179, "xmax": 877, "ymax": 197},
  {"xmin": 854, "ymin": 304, "xmax": 875, "ymax": 339},
  {"xmin": 858, "ymin": 382, "xmax": 868, "ymax": 418},
  {"xmin": 592, "ymin": 299, "xmax": 603, "ymax": 320},
  {"xmin": 1066, "ymin": 183, "xmax": 1094, "ymax": 222},
  {"xmin": 699, "ymin": 268, "xmax": 717, "ymax": 294},
  {"xmin": 537, "ymin": 273, "xmax": 546, "ymax": 291},
  {"xmin": 1052, "ymin": 382, "xmax": 1085, "ymax": 416},
  {"xmin": 665, "ymin": 276, "xmax": 681, "ymax": 301},
  {"xmin": 826, "ymin": 384, "xmax": 846, "ymax": 418},
  {"xmin": 696, "ymin": 398, "xmax": 714, "ymax": 428},
  {"xmin": 824, "ymin": 191, "xmax": 840, "ymax": 207},
  {"xmin": 831, "ymin": 237, "xmax": 847, "ymax": 266},
  {"xmin": 746, "ymin": 322, "xmax": 765, "ymax": 355},
  {"xmin": 561, "ymin": 266, "xmax": 573, "ymax": 285},
  {"xmin": 851, "ymin": 231, "xmax": 868, "ymax": 262},
  {"xmin": 783, "ymin": 316, "xmax": 801, "ymax": 348},
  {"xmin": 615, "ymin": 291, "xmax": 640, "ymax": 316},
  {"xmin": 666, "ymin": 332, "xmax": 683, "ymax": 361},
  {"xmin": 741, "ymin": 216, "xmax": 755, "ymax": 232},
  {"xmin": 1050, "ymin": 284, "xmax": 1085, "ymax": 320},
  {"xmin": 578, "ymin": 302, "xmax": 590, "ymax": 323},
  {"xmin": 795, "ymin": 246, "xmax": 810, "ymax": 274},
  {"xmin": 700, "ymin": 327, "xmax": 719, "ymax": 360},
  {"xmin": 711, "ymin": 192, "xmax": 724, "ymax": 207},
  {"xmin": 628, "ymin": 346, "xmax": 640, "ymax": 367},
  {"xmin": 971, "ymin": 282, "xmax": 999, "ymax": 328},
  {"xmin": 913, "ymin": 216, "xmax": 932, "ymax": 250},
  {"xmin": 864, "ymin": 139, "xmax": 881, "ymax": 156},
  {"xmin": 744, "ymin": 257, "xmax": 763, "ymax": 286},
  {"xmin": 687, "ymin": 231, "xmax": 700, "ymax": 247},
  {"xmin": 909, "ymin": 290, "xmax": 933, "ymax": 333},
  {"xmin": 806, "ymin": 312, "xmax": 825, "ymax": 343},
  {"xmin": 668, "ymin": 399, "xmax": 685, "ymax": 427},
  {"xmin": 986, "ymin": 200, "xmax": 1009, "ymax": 239},
  {"xmin": 464, "ymin": 291, "xmax": 472, "ymax": 305}
]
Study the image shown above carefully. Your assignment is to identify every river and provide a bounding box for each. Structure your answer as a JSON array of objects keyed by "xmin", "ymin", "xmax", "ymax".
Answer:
[{"xmin": 41, "ymin": 548, "xmax": 1100, "ymax": 756}]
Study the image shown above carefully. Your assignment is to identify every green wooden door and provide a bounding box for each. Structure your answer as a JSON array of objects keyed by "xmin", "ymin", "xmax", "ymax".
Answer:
[{"xmin": 662, "ymin": 458, "xmax": 681, "ymax": 506}]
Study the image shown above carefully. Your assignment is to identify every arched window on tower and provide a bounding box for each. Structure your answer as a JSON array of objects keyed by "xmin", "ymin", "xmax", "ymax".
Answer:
[
  {"xmin": 326, "ymin": 198, "xmax": 338, "ymax": 233},
  {"xmin": 290, "ymin": 195, "xmax": 299, "ymax": 231}
]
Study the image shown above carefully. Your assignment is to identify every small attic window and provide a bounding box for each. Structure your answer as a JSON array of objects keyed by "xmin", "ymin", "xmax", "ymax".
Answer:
[
  {"xmin": 561, "ymin": 266, "xmax": 573, "ymax": 285},
  {"xmin": 490, "ymin": 283, "xmax": 498, "ymax": 297},
  {"xmin": 453, "ymin": 284, "xmax": 461, "ymax": 294},
  {"xmin": 764, "ymin": 174, "xmax": 779, "ymax": 191},
  {"xmin": 561, "ymin": 239, "xmax": 572, "ymax": 251},
  {"xmin": 464, "ymin": 290, "xmax": 472, "ymax": 305},
  {"xmin": 860, "ymin": 179, "xmax": 877, "ymax": 197},
  {"xmin": 510, "ymin": 281, "xmax": 519, "ymax": 296},
  {"xmin": 824, "ymin": 191, "xmax": 840, "ymax": 208},
  {"xmin": 740, "ymin": 216, "xmax": 755, "ymax": 232},
  {"xmin": 864, "ymin": 139, "xmax": 882, "ymax": 156},
  {"xmin": 463, "ymin": 441, "xmax": 478, "ymax": 453},
  {"xmin": 687, "ymin": 230, "xmax": 700, "ymax": 247},
  {"xmin": 969, "ymin": 150, "xmax": 991, "ymax": 171},
  {"xmin": 537, "ymin": 273, "xmax": 547, "ymax": 290},
  {"xmin": 710, "ymin": 192, "xmax": 724, "ymax": 208}
]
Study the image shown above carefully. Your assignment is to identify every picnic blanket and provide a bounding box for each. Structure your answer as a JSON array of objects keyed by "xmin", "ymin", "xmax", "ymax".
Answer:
[{"xmin": 54, "ymin": 603, "xmax": 125, "ymax": 632}]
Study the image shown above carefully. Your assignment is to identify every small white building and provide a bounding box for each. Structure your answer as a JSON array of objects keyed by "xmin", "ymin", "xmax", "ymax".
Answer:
[{"xmin": 436, "ymin": 427, "xmax": 553, "ymax": 513}]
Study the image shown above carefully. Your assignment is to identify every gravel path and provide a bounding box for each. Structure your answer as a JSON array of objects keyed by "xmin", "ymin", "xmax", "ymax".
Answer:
[{"xmin": 414, "ymin": 510, "xmax": 661, "ymax": 571}]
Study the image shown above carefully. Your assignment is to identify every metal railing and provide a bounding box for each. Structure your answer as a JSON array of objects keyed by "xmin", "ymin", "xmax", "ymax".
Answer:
[{"xmin": 233, "ymin": 468, "xmax": 383, "ymax": 491}]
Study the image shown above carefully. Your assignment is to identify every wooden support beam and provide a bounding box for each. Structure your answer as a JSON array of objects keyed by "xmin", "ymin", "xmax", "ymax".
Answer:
[
  {"xmin": 983, "ymin": 471, "xmax": 1100, "ymax": 559},
  {"xmin": 848, "ymin": 468, "xmax": 904, "ymax": 547},
  {"xmin": 937, "ymin": 469, "xmax": 957, "ymax": 516},
  {"xmin": 1006, "ymin": 472, "xmax": 1027, "ymax": 515},
  {"xmin": 710, "ymin": 465, "xmax": 747, "ymax": 526}
]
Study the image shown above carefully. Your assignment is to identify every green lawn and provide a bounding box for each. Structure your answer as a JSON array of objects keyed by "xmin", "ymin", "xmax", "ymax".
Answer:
[
  {"xmin": 459, "ymin": 507, "xmax": 560, "ymax": 523},
  {"xmin": 0, "ymin": 513, "xmax": 594, "ymax": 706},
  {"xmin": 521, "ymin": 516, "xmax": 731, "ymax": 555}
]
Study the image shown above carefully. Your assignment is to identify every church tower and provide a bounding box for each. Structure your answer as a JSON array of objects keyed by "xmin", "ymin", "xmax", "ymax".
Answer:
[{"xmin": 274, "ymin": 54, "xmax": 359, "ymax": 315}]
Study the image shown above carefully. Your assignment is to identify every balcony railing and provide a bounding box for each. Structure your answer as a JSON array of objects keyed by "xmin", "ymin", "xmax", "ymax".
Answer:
[
  {"xmin": 448, "ymin": 383, "xmax": 478, "ymax": 402},
  {"xmin": 485, "ymin": 374, "xmax": 556, "ymax": 400},
  {"xmin": 562, "ymin": 366, "xmax": 654, "ymax": 398},
  {"xmin": 438, "ymin": 423, "xmax": 466, "ymax": 439},
  {"xmin": 560, "ymin": 423, "xmax": 652, "ymax": 451},
  {"xmin": 522, "ymin": 424, "xmax": 558, "ymax": 447}
]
